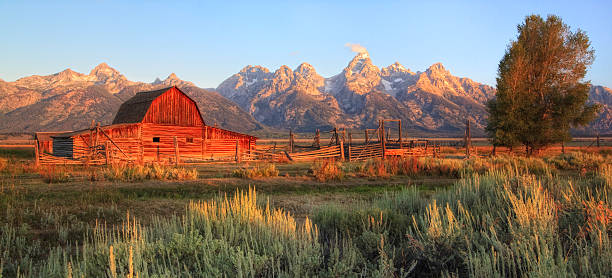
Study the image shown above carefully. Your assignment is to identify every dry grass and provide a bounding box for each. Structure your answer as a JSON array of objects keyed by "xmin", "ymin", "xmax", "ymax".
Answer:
[
  {"xmin": 1, "ymin": 146, "xmax": 610, "ymax": 277},
  {"xmin": 38, "ymin": 165, "xmax": 72, "ymax": 183},
  {"xmin": 231, "ymin": 163, "xmax": 279, "ymax": 179},
  {"xmin": 310, "ymin": 159, "xmax": 344, "ymax": 182},
  {"xmin": 94, "ymin": 163, "xmax": 198, "ymax": 182}
]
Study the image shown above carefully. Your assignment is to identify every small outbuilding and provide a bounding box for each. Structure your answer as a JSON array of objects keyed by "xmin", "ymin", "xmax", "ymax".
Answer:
[{"xmin": 35, "ymin": 86, "xmax": 257, "ymax": 164}]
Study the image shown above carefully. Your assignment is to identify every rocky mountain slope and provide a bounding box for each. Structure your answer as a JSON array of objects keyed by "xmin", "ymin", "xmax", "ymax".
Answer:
[
  {"xmin": 1, "ymin": 58, "xmax": 610, "ymax": 136},
  {"xmin": 217, "ymin": 51, "xmax": 497, "ymax": 134},
  {"xmin": 587, "ymin": 85, "xmax": 612, "ymax": 133},
  {"xmin": 217, "ymin": 51, "xmax": 610, "ymax": 135},
  {"xmin": 0, "ymin": 64, "xmax": 263, "ymax": 133}
]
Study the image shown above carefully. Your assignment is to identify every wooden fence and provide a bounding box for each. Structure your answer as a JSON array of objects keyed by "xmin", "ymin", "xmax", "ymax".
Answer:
[
  {"xmin": 286, "ymin": 145, "xmax": 342, "ymax": 161},
  {"xmin": 348, "ymin": 143, "xmax": 383, "ymax": 161}
]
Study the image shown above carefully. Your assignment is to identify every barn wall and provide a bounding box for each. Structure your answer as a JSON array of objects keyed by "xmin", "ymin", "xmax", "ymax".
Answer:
[
  {"xmin": 71, "ymin": 124, "xmax": 141, "ymax": 160},
  {"xmin": 39, "ymin": 140, "xmax": 53, "ymax": 154},
  {"xmin": 142, "ymin": 87, "xmax": 204, "ymax": 127},
  {"xmin": 141, "ymin": 124, "xmax": 256, "ymax": 162},
  {"xmin": 140, "ymin": 123, "xmax": 203, "ymax": 162},
  {"xmin": 46, "ymin": 124, "xmax": 256, "ymax": 163}
]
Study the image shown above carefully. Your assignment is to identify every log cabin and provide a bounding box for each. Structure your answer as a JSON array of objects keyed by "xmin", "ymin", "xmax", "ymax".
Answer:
[{"xmin": 35, "ymin": 86, "xmax": 257, "ymax": 164}]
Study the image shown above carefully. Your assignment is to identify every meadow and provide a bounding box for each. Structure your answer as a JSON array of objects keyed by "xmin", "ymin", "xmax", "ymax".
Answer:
[{"xmin": 0, "ymin": 146, "xmax": 610, "ymax": 277}]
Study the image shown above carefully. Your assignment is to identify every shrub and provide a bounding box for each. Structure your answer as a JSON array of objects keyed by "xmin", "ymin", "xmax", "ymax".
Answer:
[
  {"xmin": 358, "ymin": 159, "xmax": 390, "ymax": 178},
  {"xmin": 97, "ymin": 163, "xmax": 198, "ymax": 182},
  {"xmin": 25, "ymin": 188, "xmax": 343, "ymax": 277},
  {"xmin": 545, "ymin": 152, "xmax": 607, "ymax": 172},
  {"xmin": 313, "ymin": 169, "xmax": 612, "ymax": 277},
  {"xmin": 311, "ymin": 159, "xmax": 344, "ymax": 182},
  {"xmin": 0, "ymin": 157, "xmax": 6, "ymax": 172},
  {"xmin": 231, "ymin": 164, "xmax": 279, "ymax": 179},
  {"xmin": 38, "ymin": 165, "xmax": 71, "ymax": 183}
]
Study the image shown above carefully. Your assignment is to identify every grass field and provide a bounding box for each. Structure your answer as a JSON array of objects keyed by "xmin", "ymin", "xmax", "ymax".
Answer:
[{"xmin": 0, "ymin": 146, "xmax": 610, "ymax": 277}]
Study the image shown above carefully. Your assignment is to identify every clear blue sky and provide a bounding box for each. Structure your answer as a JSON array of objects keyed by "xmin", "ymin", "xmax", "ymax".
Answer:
[{"xmin": 1, "ymin": 0, "xmax": 610, "ymax": 88}]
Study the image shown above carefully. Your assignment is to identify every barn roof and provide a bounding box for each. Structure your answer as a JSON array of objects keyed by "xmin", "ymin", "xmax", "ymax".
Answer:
[{"xmin": 112, "ymin": 87, "xmax": 172, "ymax": 124}]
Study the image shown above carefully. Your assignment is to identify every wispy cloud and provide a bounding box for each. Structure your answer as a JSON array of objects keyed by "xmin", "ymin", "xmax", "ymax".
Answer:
[{"xmin": 345, "ymin": 43, "xmax": 367, "ymax": 54}]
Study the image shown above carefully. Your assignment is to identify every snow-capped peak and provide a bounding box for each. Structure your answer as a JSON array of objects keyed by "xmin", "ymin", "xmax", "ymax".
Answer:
[
  {"xmin": 166, "ymin": 73, "xmax": 179, "ymax": 80},
  {"xmin": 355, "ymin": 50, "xmax": 369, "ymax": 59},
  {"xmin": 295, "ymin": 62, "xmax": 315, "ymax": 73},
  {"xmin": 239, "ymin": 65, "xmax": 270, "ymax": 74},
  {"xmin": 427, "ymin": 62, "xmax": 448, "ymax": 74},
  {"xmin": 382, "ymin": 62, "xmax": 415, "ymax": 77},
  {"xmin": 390, "ymin": 62, "xmax": 406, "ymax": 71},
  {"xmin": 89, "ymin": 62, "xmax": 120, "ymax": 77}
]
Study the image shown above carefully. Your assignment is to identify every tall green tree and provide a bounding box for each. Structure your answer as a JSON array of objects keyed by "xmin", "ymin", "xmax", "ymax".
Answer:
[{"xmin": 486, "ymin": 14, "xmax": 600, "ymax": 155}]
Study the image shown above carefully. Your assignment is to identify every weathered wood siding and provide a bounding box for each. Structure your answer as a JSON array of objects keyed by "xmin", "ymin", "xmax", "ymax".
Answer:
[
  {"xmin": 140, "ymin": 123, "xmax": 202, "ymax": 162},
  {"xmin": 140, "ymin": 124, "xmax": 255, "ymax": 162},
  {"xmin": 71, "ymin": 124, "xmax": 141, "ymax": 160},
  {"xmin": 39, "ymin": 140, "xmax": 53, "ymax": 154},
  {"xmin": 142, "ymin": 87, "xmax": 204, "ymax": 127}
]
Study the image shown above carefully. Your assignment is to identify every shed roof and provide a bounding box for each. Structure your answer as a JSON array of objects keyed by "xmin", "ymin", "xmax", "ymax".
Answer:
[
  {"xmin": 49, "ymin": 123, "xmax": 139, "ymax": 138},
  {"xmin": 35, "ymin": 131, "xmax": 71, "ymax": 141}
]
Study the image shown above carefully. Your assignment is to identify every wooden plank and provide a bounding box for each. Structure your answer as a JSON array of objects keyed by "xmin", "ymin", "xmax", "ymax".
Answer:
[
  {"xmin": 174, "ymin": 136, "xmax": 179, "ymax": 165},
  {"xmin": 34, "ymin": 140, "xmax": 40, "ymax": 167}
]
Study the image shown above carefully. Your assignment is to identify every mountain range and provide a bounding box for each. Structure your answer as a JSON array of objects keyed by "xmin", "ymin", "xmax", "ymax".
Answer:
[
  {"xmin": 1, "ymin": 53, "xmax": 610, "ymax": 136},
  {"xmin": 0, "ymin": 63, "xmax": 263, "ymax": 133}
]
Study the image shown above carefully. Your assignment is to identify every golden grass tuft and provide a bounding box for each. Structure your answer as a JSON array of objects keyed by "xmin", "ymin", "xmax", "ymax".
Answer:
[
  {"xmin": 95, "ymin": 163, "xmax": 198, "ymax": 182},
  {"xmin": 310, "ymin": 159, "xmax": 344, "ymax": 182},
  {"xmin": 231, "ymin": 163, "xmax": 279, "ymax": 179}
]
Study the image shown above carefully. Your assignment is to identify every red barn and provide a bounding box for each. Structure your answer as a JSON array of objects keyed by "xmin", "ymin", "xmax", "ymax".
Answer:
[{"xmin": 35, "ymin": 86, "xmax": 257, "ymax": 164}]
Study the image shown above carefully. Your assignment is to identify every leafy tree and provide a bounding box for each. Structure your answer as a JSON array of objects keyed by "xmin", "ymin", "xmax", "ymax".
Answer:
[{"xmin": 487, "ymin": 14, "xmax": 600, "ymax": 155}]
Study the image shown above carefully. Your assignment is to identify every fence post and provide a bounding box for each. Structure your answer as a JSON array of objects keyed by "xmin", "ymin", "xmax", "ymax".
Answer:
[
  {"xmin": 380, "ymin": 120, "xmax": 385, "ymax": 145},
  {"xmin": 105, "ymin": 141, "xmax": 110, "ymax": 165},
  {"xmin": 202, "ymin": 126, "xmax": 208, "ymax": 159},
  {"xmin": 380, "ymin": 121, "xmax": 386, "ymax": 158},
  {"xmin": 398, "ymin": 119, "xmax": 402, "ymax": 149},
  {"xmin": 562, "ymin": 142, "xmax": 565, "ymax": 154},
  {"xmin": 235, "ymin": 139, "xmax": 240, "ymax": 162},
  {"xmin": 339, "ymin": 138, "xmax": 345, "ymax": 161},
  {"xmin": 597, "ymin": 133, "xmax": 600, "ymax": 148},
  {"xmin": 174, "ymin": 136, "xmax": 179, "ymax": 166},
  {"xmin": 348, "ymin": 132, "xmax": 352, "ymax": 162},
  {"xmin": 365, "ymin": 129, "xmax": 369, "ymax": 144},
  {"xmin": 315, "ymin": 129, "xmax": 320, "ymax": 149},
  {"xmin": 139, "ymin": 145, "xmax": 143, "ymax": 164},
  {"xmin": 289, "ymin": 130, "xmax": 294, "ymax": 153},
  {"xmin": 334, "ymin": 127, "xmax": 339, "ymax": 146},
  {"xmin": 95, "ymin": 123, "xmax": 100, "ymax": 149},
  {"xmin": 465, "ymin": 120, "xmax": 471, "ymax": 158},
  {"xmin": 34, "ymin": 140, "xmax": 40, "ymax": 167}
]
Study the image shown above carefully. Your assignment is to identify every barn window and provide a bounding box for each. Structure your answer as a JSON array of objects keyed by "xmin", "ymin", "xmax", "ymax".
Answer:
[
  {"xmin": 186, "ymin": 137, "xmax": 194, "ymax": 143},
  {"xmin": 153, "ymin": 137, "xmax": 160, "ymax": 142}
]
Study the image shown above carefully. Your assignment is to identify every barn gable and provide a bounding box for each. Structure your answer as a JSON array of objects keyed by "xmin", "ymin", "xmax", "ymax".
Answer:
[{"xmin": 113, "ymin": 86, "xmax": 205, "ymax": 126}]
